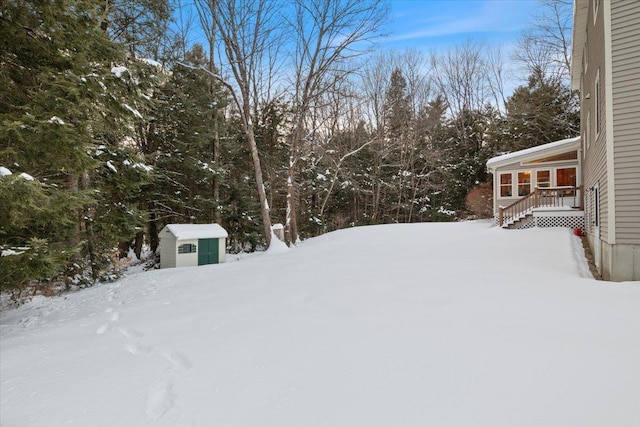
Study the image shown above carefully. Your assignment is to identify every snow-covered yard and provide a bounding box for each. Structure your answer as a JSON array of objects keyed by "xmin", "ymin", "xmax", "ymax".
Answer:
[{"xmin": 2, "ymin": 221, "xmax": 639, "ymax": 427}]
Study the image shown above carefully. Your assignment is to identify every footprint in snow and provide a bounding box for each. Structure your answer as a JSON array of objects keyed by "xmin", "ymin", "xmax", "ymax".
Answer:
[
  {"xmin": 145, "ymin": 379, "xmax": 174, "ymax": 421},
  {"xmin": 160, "ymin": 350, "xmax": 192, "ymax": 371},
  {"xmin": 118, "ymin": 327, "xmax": 143, "ymax": 339},
  {"xmin": 96, "ymin": 323, "xmax": 109, "ymax": 334},
  {"xmin": 110, "ymin": 311, "xmax": 120, "ymax": 322},
  {"xmin": 125, "ymin": 342, "xmax": 149, "ymax": 356}
]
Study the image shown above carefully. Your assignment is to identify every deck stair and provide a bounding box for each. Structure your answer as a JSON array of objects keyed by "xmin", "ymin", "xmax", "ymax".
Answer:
[
  {"xmin": 503, "ymin": 212, "xmax": 535, "ymax": 229},
  {"xmin": 498, "ymin": 186, "xmax": 583, "ymax": 228}
]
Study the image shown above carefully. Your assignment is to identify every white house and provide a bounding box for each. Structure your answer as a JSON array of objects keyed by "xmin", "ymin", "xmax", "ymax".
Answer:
[{"xmin": 160, "ymin": 224, "xmax": 228, "ymax": 269}]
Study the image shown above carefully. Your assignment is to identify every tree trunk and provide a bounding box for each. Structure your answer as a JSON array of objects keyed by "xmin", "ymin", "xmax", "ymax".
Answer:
[
  {"xmin": 246, "ymin": 126, "xmax": 272, "ymax": 248},
  {"xmin": 213, "ymin": 125, "xmax": 222, "ymax": 225},
  {"xmin": 285, "ymin": 120, "xmax": 304, "ymax": 246},
  {"xmin": 148, "ymin": 210, "xmax": 159, "ymax": 253},
  {"xmin": 84, "ymin": 215, "xmax": 98, "ymax": 283},
  {"xmin": 372, "ymin": 161, "xmax": 382, "ymax": 221},
  {"xmin": 133, "ymin": 231, "xmax": 144, "ymax": 260},
  {"xmin": 283, "ymin": 134, "xmax": 303, "ymax": 238},
  {"xmin": 118, "ymin": 241, "xmax": 130, "ymax": 259},
  {"xmin": 77, "ymin": 172, "xmax": 98, "ymax": 281},
  {"xmin": 211, "ymin": 107, "xmax": 221, "ymax": 225},
  {"xmin": 285, "ymin": 158, "xmax": 299, "ymax": 246},
  {"xmin": 209, "ymin": 39, "xmax": 222, "ymax": 225}
]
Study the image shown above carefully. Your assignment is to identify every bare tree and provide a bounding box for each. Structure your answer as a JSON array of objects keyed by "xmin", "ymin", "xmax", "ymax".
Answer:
[
  {"xmin": 513, "ymin": 0, "xmax": 573, "ymax": 83},
  {"xmin": 283, "ymin": 0, "xmax": 388, "ymax": 245},
  {"xmin": 360, "ymin": 51, "xmax": 394, "ymax": 131},
  {"xmin": 398, "ymin": 49, "xmax": 431, "ymax": 117},
  {"xmin": 172, "ymin": 0, "xmax": 200, "ymax": 61},
  {"xmin": 484, "ymin": 46, "xmax": 508, "ymax": 114},
  {"xmin": 194, "ymin": 0, "xmax": 287, "ymax": 247},
  {"xmin": 430, "ymin": 40, "xmax": 492, "ymax": 118},
  {"xmin": 359, "ymin": 51, "xmax": 399, "ymax": 220}
]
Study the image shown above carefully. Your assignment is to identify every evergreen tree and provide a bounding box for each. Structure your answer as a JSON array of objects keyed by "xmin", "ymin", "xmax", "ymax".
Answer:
[
  {"xmin": 0, "ymin": 171, "xmax": 84, "ymax": 292},
  {"xmin": 148, "ymin": 45, "xmax": 266, "ymax": 252},
  {"xmin": 503, "ymin": 68, "xmax": 579, "ymax": 151},
  {"xmin": 384, "ymin": 68, "xmax": 412, "ymax": 139},
  {"xmin": 0, "ymin": 0, "xmax": 125, "ymax": 290},
  {"xmin": 104, "ymin": 0, "xmax": 173, "ymax": 62},
  {"xmin": 0, "ymin": 0, "xmax": 156, "ymax": 290},
  {"xmin": 150, "ymin": 46, "xmax": 223, "ymax": 226},
  {"xmin": 427, "ymin": 106, "xmax": 497, "ymax": 219}
]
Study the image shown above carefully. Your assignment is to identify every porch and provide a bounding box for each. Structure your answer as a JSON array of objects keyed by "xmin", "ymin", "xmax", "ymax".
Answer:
[{"xmin": 498, "ymin": 186, "xmax": 584, "ymax": 230}]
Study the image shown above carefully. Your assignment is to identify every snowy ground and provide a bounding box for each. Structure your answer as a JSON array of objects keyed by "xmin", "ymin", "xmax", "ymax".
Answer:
[{"xmin": 2, "ymin": 221, "xmax": 639, "ymax": 427}]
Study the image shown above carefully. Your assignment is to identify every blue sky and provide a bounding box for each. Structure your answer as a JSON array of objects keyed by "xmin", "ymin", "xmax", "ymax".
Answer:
[
  {"xmin": 381, "ymin": 0, "xmax": 540, "ymax": 52},
  {"xmin": 177, "ymin": 0, "xmax": 543, "ymax": 97}
]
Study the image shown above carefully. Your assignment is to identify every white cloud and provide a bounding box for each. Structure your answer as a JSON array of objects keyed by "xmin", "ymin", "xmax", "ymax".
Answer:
[{"xmin": 385, "ymin": 0, "xmax": 535, "ymax": 44}]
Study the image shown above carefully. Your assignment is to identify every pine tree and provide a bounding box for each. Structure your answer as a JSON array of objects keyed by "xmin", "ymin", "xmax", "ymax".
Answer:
[
  {"xmin": 0, "ymin": 172, "xmax": 85, "ymax": 292},
  {"xmin": 503, "ymin": 68, "xmax": 579, "ymax": 151},
  {"xmin": 427, "ymin": 106, "xmax": 498, "ymax": 219},
  {"xmin": 0, "ymin": 0, "xmax": 154, "ymax": 290},
  {"xmin": 384, "ymin": 68, "xmax": 412, "ymax": 139},
  {"xmin": 105, "ymin": 0, "xmax": 173, "ymax": 61},
  {"xmin": 149, "ymin": 46, "xmax": 227, "ymax": 224}
]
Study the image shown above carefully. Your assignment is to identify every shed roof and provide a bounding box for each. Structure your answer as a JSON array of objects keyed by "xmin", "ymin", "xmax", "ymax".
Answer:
[
  {"xmin": 486, "ymin": 136, "xmax": 580, "ymax": 171},
  {"xmin": 163, "ymin": 223, "xmax": 228, "ymax": 240}
]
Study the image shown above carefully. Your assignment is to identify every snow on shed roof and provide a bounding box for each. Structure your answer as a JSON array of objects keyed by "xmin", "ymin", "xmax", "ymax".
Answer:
[
  {"xmin": 486, "ymin": 136, "xmax": 580, "ymax": 170},
  {"xmin": 163, "ymin": 223, "xmax": 228, "ymax": 240}
]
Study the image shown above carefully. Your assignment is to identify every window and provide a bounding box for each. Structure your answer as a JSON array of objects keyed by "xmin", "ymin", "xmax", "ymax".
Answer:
[
  {"xmin": 586, "ymin": 110, "xmax": 591, "ymax": 152},
  {"xmin": 500, "ymin": 173, "xmax": 512, "ymax": 197},
  {"xmin": 536, "ymin": 170, "xmax": 551, "ymax": 188},
  {"xmin": 594, "ymin": 186, "xmax": 599, "ymax": 227},
  {"xmin": 557, "ymin": 168, "xmax": 577, "ymax": 187},
  {"xmin": 595, "ymin": 69, "xmax": 601, "ymax": 136},
  {"xmin": 518, "ymin": 171, "xmax": 531, "ymax": 196},
  {"xmin": 178, "ymin": 243, "xmax": 197, "ymax": 254}
]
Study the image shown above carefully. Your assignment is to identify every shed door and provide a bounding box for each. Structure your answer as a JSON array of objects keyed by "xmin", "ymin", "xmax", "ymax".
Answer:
[{"xmin": 198, "ymin": 238, "xmax": 219, "ymax": 265}]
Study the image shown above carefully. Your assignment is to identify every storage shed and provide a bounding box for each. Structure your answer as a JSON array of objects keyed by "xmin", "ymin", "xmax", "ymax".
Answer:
[{"xmin": 159, "ymin": 224, "xmax": 228, "ymax": 268}]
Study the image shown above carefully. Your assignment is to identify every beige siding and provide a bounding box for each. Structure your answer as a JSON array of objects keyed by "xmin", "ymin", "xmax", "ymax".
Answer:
[
  {"xmin": 584, "ymin": 129, "xmax": 609, "ymax": 241},
  {"xmin": 175, "ymin": 239, "xmax": 199, "ymax": 268},
  {"xmin": 581, "ymin": 0, "xmax": 610, "ymax": 243},
  {"xmin": 611, "ymin": 0, "xmax": 640, "ymax": 245},
  {"xmin": 218, "ymin": 238, "xmax": 227, "ymax": 263},
  {"xmin": 159, "ymin": 229, "xmax": 177, "ymax": 269}
]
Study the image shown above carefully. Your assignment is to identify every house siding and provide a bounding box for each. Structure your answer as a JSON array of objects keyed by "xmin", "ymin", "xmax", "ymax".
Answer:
[
  {"xmin": 572, "ymin": 0, "xmax": 640, "ymax": 280},
  {"xmin": 611, "ymin": 0, "xmax": 640, "ymax": 245},
  {"xmin": 581, "ymin": 0, "xmax": 609, "ymax": 243}
]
